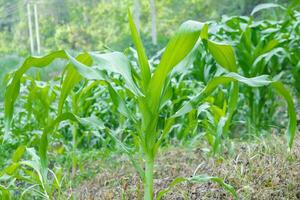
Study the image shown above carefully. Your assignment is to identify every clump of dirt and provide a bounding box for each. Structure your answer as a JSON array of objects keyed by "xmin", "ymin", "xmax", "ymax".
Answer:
[{"xmin": 75, "ymin": 135, "xmax": 300, "ymax": 200}]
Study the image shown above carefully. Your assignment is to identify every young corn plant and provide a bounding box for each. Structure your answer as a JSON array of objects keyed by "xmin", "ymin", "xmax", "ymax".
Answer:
[
  {"xmin": 3, "ymin": 52, "xmax": 96, "ymax": 198},
  {"xmin": 61, "ymin": 11, "xmax": 239, "ymax": 199},
  {"xmin": 69, "ymin": 11, "xmax": 296, "ymax": 198}
]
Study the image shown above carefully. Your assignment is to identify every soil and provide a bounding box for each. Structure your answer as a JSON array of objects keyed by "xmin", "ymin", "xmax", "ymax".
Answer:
[{"xmin": 74, "ymin": 135, "xmax": 300, "ymax": 200}]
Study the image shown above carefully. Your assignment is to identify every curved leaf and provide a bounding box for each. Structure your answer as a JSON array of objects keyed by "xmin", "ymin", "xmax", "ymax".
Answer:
[
  {"xmin": 90, "ymin": 51, "xmax": 143, "ymax": 96},
  {"xmin": 174, "ymin": 72, "xmax": 271, "ymax": 117},
  {"xmin": 251, "ymin": 3, "xmax": 286, "ymax": 16},
  {"xmin": 4, "ymin": 50, "xmax": 68, "ymax": 139},
  {"xmin": 67, "ymin": 53, "xmax": 135, "ymax": 122},
  {"xmin": 156, "ymin": 175, "xmax": 237, "ymax": 200},
  {"xmin": 207, "ymin": 40, "xmax": 237, "ymax": 72},
  {"xmin": 128, "ymin": 10, "xmax": 151, "ymax": 91},
  {"xmin": 58, "ymin": 53, "xmax": 93, "ymax": 115},
  {"xmin": 271, "ymin": 82, "xmax": 297, "ymax": 150},
  {"xmin": 148, "ymin": 21, "xmax": 205, "ymax": 112},
  {"xmin": 0, "ymin": 185, "xmax": 10, "ymax": 200}
]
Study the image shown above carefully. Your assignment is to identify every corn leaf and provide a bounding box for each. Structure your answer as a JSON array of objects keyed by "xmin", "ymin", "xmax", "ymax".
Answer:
[
  {"xmin": 213, "ymin": 117, "xmax": 227, "ymax": 153},
  {"xmin": 148, "ymin": 21, "xmax": 204, "ymax": 112},
  {"xmin": 58, "ymin": 53, "xmax": 93, "ymax": 115},
  {"xmin": 4, "ymin": 50, "xmax": 68, "ymax": 140},
  {"xmin": 107, "ymin": 84, "xmax": 137, "ymax": 122},
  {"xmin": 67, "ymin": 53, "xmax": 135, "ymax": 122},
  {"xmin": 0, "ymin": 185, "xmax": 10, "ymax": 200},
  {"xmin": 128, "ymin": 10, "xmax": 151, "ymax": 91},
  {"xmin": 90, "ymin": 52, "xmax": 143, "ymax": 96},
  {"xmin": 12, "ymin": 145, "xmax": 26, "ymax": 163},
  {"xmin": 251, "ymin": 3, "xmax": 285, "ymax": 16},
  {"xmin": 156, "ymin": 175, "xmax": 237, "ymax": 200},
  {"xmin": 174, "ymin": 72, "xmax": 271, "ymax": 117},
  {"xmin": 207, "ymin": 40, "xmax": 237, "ymax": 72},
  {"xmin": 271, "ymin": 82, "xmax": 297, "ymax": 150}
]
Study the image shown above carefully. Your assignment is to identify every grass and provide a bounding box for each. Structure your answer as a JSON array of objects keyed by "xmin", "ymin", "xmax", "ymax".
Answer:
[{"xmin": 73, "ymin": 134, "xmax": 300, "ymax": 199}]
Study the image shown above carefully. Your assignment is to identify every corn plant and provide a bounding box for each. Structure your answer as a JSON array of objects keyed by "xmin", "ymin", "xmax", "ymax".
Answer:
[
  {"xmin": 3, "ymin": 52, "xmax": 94, "ymax": 198},
  {"xmin": 200, "ymin": 22, "xmax": 296, "ymax": 152},
  {"xmin": 69, "ymin": 11, "xmax": 296, "ymax": 198},
  {"xmin": 186, "ymin": 3, "xmax": 298, "ymax": 148},
  {"xmin": 52, "ymin": 11, "xmax": 240, "ymax": 199}
]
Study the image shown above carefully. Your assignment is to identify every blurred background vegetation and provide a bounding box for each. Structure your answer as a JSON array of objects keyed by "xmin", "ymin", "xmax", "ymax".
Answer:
[
  {"xmin": 0, "ymin": 0, "xmax": 290, "ymax": 56},
  {"xmin": 0, "ymin": 0, "xmax": 293, "ymax": 100}
]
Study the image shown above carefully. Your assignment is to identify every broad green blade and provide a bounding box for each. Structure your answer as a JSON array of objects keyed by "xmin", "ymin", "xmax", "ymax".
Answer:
[
  {"xmin": 4, "ymin": 50, "xmax": 67, "ymax": 140},
  {"xmin": 200, "ymin": 23, "xmax": 236, "ymax": 72},
  {"xmin": 67, "ymin": 53, "xmax": 135, "ymax": 123},
  {"xmin": 213, "ymin": 117, "xmax": 227, "ymax": 153},
  {"xmin": 271, "ymin": 82, "xmax": 297, "ymax": 150},
  {"xmin": 174, "ymin": 72, "xmax": 271, "ymax": 117},
  {"xmin": 58, "ymin": 53, "xmax": 93, "ymax": 115},
  {"xmin": 224, "ymin": 73, "xmax": 271, "ymax": 87},
  {"xmin": 66, "ymin": 52, "xmax": 105, "ymax": 80},
  {"xmin": 251, "ymin": 3, "xmax": 285, "ymax": 16},
  {"xmin": 223, "ymin": 82, "xmax": 239, "ymax": 136},
  {"xmin": 107, "ymin": 84, "xmax": 137, "ymax": 122},
  {"xmin": 207, "ymin": 40, "xmax": 237, "ymax": 72},
  {"xmin": 128, "ymin": 10, "xmax": 151, "ymax": 91},
  {"xmin": 12, "ymin": 145, "xmax": 26, "ymax": 163},
  {"xmin": 156, "ymin": 175, "xmax": 237, "ymax": 200},
  {"xmin": 90, "ymin": 51, "xmax": 143, "ymax": 96},
  {"xmin": 0, "ymin": 185, "xmax": 10, "ymax": 200},
  {"xmin": 148, "ymin": 20, "xmax": 205, "ymax": 112}
]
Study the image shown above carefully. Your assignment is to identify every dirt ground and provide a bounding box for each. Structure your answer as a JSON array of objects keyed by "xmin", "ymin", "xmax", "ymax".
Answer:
[{"xmin": 74, "ymin": 135, "xmax": 300, "ymax": 200}]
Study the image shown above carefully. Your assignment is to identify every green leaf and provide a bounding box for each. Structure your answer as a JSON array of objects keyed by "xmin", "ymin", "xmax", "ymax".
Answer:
[
  {"xmin": 190, "ymin": 176, "xmax": 238, "ymax": 198},
  {"xmin": 107, "ymin": 84, "xmax": 137, "ymax": 122},
  {"xmin": 58, "ymin": 53, "xmax": 93, "ymax": 115},
  {"xmin": 0, "ymin": 185, "xmax": 10, "ymax": 200},
  {"xmin": 206, "ymin": 40, "xmax": 237, "ymax": 72},
  {"xmin": 213, "ymin": 117, "xmax": 227, "ymax": 153},
  {"xmin": 200, "ymin": 23, "xmax": 209, "ymax": 40},
  {"xmin": 253, "ymin": 47, "xmax": 286, "ymax": 67},
  {"xmin": 223, "ymin": 82, "xmax": 239, "ymax": 137},
  {"xmin": 39, "ymin": 112, "xmax": 80, "ymax": 173},
  {"xmin": 12, "ymin": 145, "xmax": 26, "ymax": 163},
  {"xmin": 224, "ymin": 73, "xmax": 271, "ymax": 87},
  {"xmin": 173, "ymin": 73, "xmax": 296, "ymax": 150},
  {"xmin": 66, "ymin": 52, "xmax": 106, "ymax": 80},
  {"xmin": 90, "ymin": 51, "xmax": 143, "ymax": 96},
  {"xmin": 52, "ymin": 113, "xmax": 145, "ymax": 180},
  {"xmin": 67, "ymin": 53, "xmax": 136, "ymax": 123},
  {"xmin": 156, "ymin": 175, "xmax": 237, "ymax": 200},
  {"xmin": 251, "ymin": 3, "xmax": 286, "ymax": 16},
  {"xmin": 271, "ymin": 82, "xmax": 297, "ymax": 150},
  {"xmin": 148, "ymin": 21, "xmax": 205, "ymax": 112},
  {"xmin": 128, "ymin": 10, "xmax": 151, "ymax": 91},
  {"xmin": 174, "ymin": 72, "xmax": 271, "ymax": 117},
  {"xmin": 4, "ymin": 50, "xmax": 68, "ymax": 139},
  {"xmin": 4, "ymin": 163, "xmax": 20, "ymax": 175}
]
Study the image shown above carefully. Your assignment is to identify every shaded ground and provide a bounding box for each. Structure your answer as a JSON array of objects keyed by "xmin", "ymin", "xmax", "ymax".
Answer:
[{"xmin": 74, "ymin": 135, "xmax": 300, "ymax": 200}]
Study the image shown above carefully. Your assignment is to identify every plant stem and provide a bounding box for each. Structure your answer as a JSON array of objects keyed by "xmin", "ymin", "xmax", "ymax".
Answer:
[
  {"xmin": 72, "ymin": 122, "xmax": 77, "ymax": 178},
  {"xmin": 71, "ymin": 122, "xmax": 77, "ymax": 200},
  {"xmin": 144, "ymin": 156, "xmax": 154, "ymax": 200}
]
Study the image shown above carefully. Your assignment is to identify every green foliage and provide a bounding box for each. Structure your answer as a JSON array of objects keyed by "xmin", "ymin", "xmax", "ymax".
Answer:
[{"xmin": 0, "ymin": 2, "xmax": 299, "ymax": 200}]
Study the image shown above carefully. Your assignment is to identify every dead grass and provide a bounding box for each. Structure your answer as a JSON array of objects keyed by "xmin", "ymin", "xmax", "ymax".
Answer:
[{"xmin": 75, "ymin": 135, "xmax": 300, "ymax": 200}]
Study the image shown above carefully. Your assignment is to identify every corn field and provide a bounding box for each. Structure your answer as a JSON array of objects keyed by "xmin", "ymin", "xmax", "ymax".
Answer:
[{"xmin": 0, "ymin": 2, "xmax": 299, "ymax": 200}]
